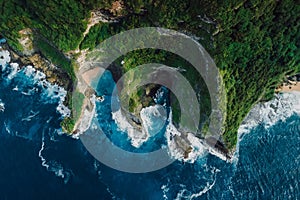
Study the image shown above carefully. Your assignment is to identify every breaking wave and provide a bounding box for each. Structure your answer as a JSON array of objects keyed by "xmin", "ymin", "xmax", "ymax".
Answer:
[
  {"xmin": 0, "ymin": 99, "xmax": 4, "ymax": 112},
  {"xmin": 0, "ymin": 49, "xmax": 70, "ymax": 118},
  {"xmin": 238, "ymin": 92, "xmax": 300, "ymax": 135}
]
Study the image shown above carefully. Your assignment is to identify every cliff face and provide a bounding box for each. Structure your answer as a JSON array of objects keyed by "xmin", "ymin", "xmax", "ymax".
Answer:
[{"xmin": 1, "ymin": 42, "xmax": 71, "ymax": 91}]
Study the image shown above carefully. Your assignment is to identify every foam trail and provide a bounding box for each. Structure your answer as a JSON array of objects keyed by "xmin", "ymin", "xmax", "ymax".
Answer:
[
  {"xmin": 4, "ymin": 122, "xmax": 11, "ymax": 134},
  {"xmin": 0, "ymin": 99, "xmax": 4, "ymax": 112},
  {"xmin": 161, "ymin": 184, "xmax": 170, "ymax": 200},
  {"xmin": 21, "ymin": 110, "xmax": 39, "ymax": 122},
  {"xmin": 189, "ymin": 176, "xmax": 217, "ymax": 199},
  {"xmin": 238, "ymin": 92, "xmax": 300, "ymax": 135},
  {"xmin": 38, "ymin": 130, "xmax": 72, "ymax": 183},
  {"xmin": 174, "ymin": 168, "xmax": 220, "ymax": 200},
  {"xmin": 39, "ymin": 131, "xmax": 50, "ymax": 170},
  {"xmin": 46, "ymin": 117, "xmax": 53, "ymax": 124}
]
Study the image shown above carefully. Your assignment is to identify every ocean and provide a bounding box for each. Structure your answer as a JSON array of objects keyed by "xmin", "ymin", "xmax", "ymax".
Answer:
[{"xmin": 0, "ymin": 49, "xmax": 299, "ymax": 199}]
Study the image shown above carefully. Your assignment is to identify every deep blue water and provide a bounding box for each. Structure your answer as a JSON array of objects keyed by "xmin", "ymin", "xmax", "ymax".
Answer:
[{"xmin": 0, "ymin": 60, "xmax": 299, "ymax": 199}]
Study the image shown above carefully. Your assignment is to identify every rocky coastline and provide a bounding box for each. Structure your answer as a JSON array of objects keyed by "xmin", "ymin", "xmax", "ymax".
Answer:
[
  {"xmin": 0, "ymin": 37, "xmax": 72, "ymax": 90},
  {"xmin": 105, "ymin": 63, "xmax": 232, "ymax": 160},
  {"xmin": 2, "ymin": 31, "xmax": 233, "ymax": 161}
]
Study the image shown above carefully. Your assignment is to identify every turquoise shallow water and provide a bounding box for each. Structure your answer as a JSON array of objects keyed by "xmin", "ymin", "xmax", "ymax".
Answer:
[{"xmin": 0, "ymin": 56, "xmax": 299, "ymax": 199}]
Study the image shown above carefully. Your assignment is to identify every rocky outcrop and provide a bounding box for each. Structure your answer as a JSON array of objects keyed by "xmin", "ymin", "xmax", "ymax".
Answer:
[
  {"xmin": 1, "ymin": 42, "xmax": 72, "ymax": 106},
  {"xmin": 27, "ymin": 54, "xmax": 71, "ymax": 88},
  {"xmin": 18, "ymin": 28, "xmax": 36, "ymax": 56}
]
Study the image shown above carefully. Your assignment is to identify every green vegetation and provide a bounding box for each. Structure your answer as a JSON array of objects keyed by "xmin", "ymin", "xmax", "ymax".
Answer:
[
  {"xmin": 1, "ymin": 0, "xmax": 299, "ymax": 149},
  {"xmin": 35, "ymin": 37, "xmax": 76, "ymax": 81},
  {"xmin": 0, "ymin": 0, "xmax": 29, "ymax": 51},
  {"xmin": 80, "ymin": 0, "xmax": 299, "ymax": 149},
  {"xmin": 0, "ymin": 0, "xmax": 111, "ymax": 133},
  {"xmin": 61, "ymin": 117, "xmax": 75, "ymax": 134},
  {"xmin": 0, "ymin": 0, "xmax": 113, "ymax": 51},
  {"xmin": 80, "ymin": 22, "xmax": 112, "ymax": 50},
  {"xmin": 212, "ymin": 0, "xmax": 300, "ymax": 148},
  {"xmin": 61, "ymin": 91, "xmax": 85, "ymax": 133},
  {"xmin": 114, "ymin": 48, "xmax": 211, "ymax": 132}
]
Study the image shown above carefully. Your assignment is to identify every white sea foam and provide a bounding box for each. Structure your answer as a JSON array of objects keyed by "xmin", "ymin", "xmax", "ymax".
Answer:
[
  {"xmin": 112, "ymin": 109, "xmax": 147, "ymax": 148},
  {"xmin": 174, "ymin": 181, "xmax": 217, "ymax": 200},
  {"xmin": 23, "ymin": 65, "xmax": 36, "ymax": 77},
  {"xmin": 233, "ymin": 92, "xmax": 300, "ymax": 162},
  {"xmin": 0, "ymin": 50, "xmax": 11, "ymax": 69},
  {"xmin": 173, "ymin": 167, "xmax": 220, "ymax": 200},
  {"xmin": 153, "ymin": 87, "xmax": 167, "ymax": 105},
  {"xmin": 165, "ymin": 111, "xmax": 228, "ymax": 162},
  {"xmin": 112, "ymin": 105, "xmax": 167, "ymax": 148},
  {"xmin": 42, "ymin": 82, "xmax": 70, "ymax": 118},
  {"xmin": 39, "ymin": 132, "xmax": 50, "ymax": 170},
  {"xmin": 46, "ymin": 117, "xmax": 53, "ymax": 124},
  {"xmin": 0, "ymin": 99, "xmax": 4, "ymax": 112},
  {"xmin": 140, "ymin": 105, "xmax": 167, "ymax": 137},
  {"xmin": 21, "ymin": 90, "xmax": 33, "ymax": 96},
  {"xmin": 39, "ymin": 132, "xmax": 72, "ymax": 183},
  {"xmin": 1, "ymin": 51, "xmax": 70, "ymax": 118},
  {"xmin": 165, "ymin": 121, "xmax": 207, "ymax": 163},
  {"xmin": 4, "ymin": 122, "xmax": 11, "ymax": 134},
  {"xmin": 189, "ymin": 178, "xmax": 217, "ymax": 199},
  {"xmin": 186, "ymin": 133, "xmax": 208, "ymax": 161},
  {"xmin": 22, "ymin": 65, "xmax": 70, "ymax": 117},
  {"xmin": 21, "ymin": 110, "xmax": 39, "ymax": 122},
  {"xmin": 238, "ymin": 92, "xmax": 300, "ymax": 135},
  {"xmin": 161, "ymin": 184, "xmax": 170, "ymax": 200},
  {"xmin": 7, "ymin": 62, "xmax": 20, "ymax": 80},
  {"xmin": 12, "ymin": 86, "xmax": 19, "ymax": 91}
]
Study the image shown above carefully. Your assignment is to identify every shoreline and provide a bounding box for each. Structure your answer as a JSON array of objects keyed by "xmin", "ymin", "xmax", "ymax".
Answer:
[
  {"xmin": 276, "ymin": 74, "xmax": 300, "ymax": 93},
  {"xmin": 75, "ymin": 64, "xmax": 232, "ymax": 161},
  {"xmin": 276, "ymin": 82, "xmax": 300, "ymax": 93}
]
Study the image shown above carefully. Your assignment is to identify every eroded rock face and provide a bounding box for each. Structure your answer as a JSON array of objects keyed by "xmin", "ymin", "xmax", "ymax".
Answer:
[
  {"xmin": 18, "ymin": 28, "xmax": 36, "ymax": 56},
  {"xmin": 110, "ymin": 1, "xmax": 125, "ymax": 16},
  {"xmin": 106, "ymin": 63, "xmax": 158, "ymax": 128},
  {"xmin": 120, "ymin": 84, "xmax": 159, "ymax": 129},
  {"xmin": 2, "ymin": 41, "xmax": 71, "ymax": 91},
  {"xmin": 27, "ymin": 53, "xmax": 71, "ymax": 88}
]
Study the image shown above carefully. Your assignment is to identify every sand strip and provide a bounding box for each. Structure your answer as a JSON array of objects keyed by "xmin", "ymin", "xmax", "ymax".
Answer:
[
  {"xmin": 81, "ymin": 67, "xmax": 104, "ymax": 86},
  {"xmin": 276, "ymin": 82, "xmax": 300, "ymax": 93}
]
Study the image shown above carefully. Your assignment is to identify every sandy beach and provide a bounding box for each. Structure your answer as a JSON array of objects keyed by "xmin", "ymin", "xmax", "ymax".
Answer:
[
  {"xmin": 81, "ymin": 67, "xmax": 104, "ymax": 86},
  {"xmin": 71, "ymin": 67, "xmax": 104, "ymax": 135},
  {"xmin": 276, "ymin": 81, "xmax": 300, "ymax": 93}
]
